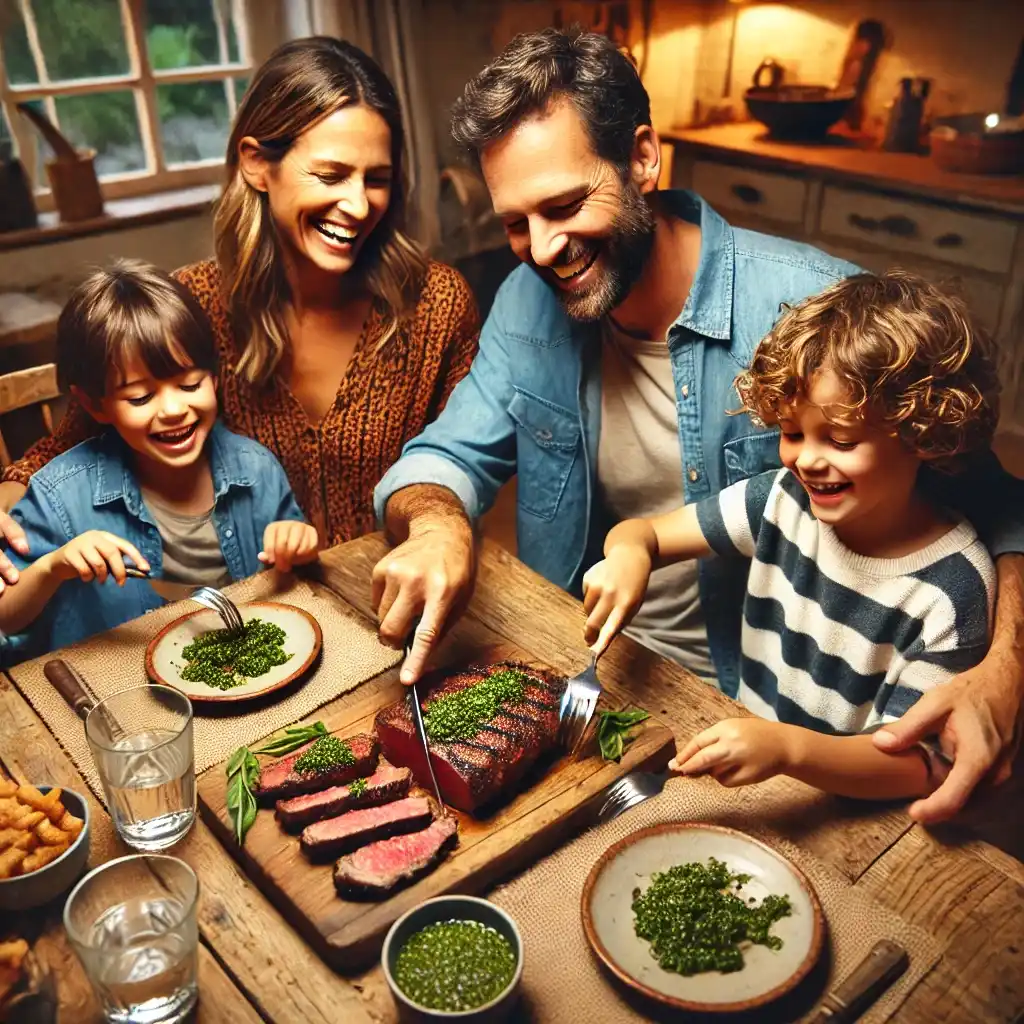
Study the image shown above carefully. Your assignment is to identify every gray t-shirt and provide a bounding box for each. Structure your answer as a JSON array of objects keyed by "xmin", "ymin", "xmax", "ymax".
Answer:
[
  {"xmin": 142, "ymin": 490, "xmax": 232, "ymax": 589},
  {"xmin": 596, "ymin": 319, "xmax": 716, "ymax": 679}
]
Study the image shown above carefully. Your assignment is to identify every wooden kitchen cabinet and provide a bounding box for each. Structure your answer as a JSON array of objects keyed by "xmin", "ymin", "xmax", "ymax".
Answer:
[{"xmin": 665, "ymin": 123, "xmax": 1024, "ymax": 433}]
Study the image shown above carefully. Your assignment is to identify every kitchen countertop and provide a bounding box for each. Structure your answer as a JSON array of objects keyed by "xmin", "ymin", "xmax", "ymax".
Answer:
[{"xmin": 662, "ymin": 121, "xmax": 1024, "ymax": 216}]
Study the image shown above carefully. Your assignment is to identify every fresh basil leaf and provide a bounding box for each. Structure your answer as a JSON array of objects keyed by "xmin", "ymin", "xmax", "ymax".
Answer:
[
  {"xmin": 597, "ymin": 708, "xmax": 650, "ymax": 762},
  {"xmin": 226, "ymin": 745, "xmax": 248, "ymax": 777}
]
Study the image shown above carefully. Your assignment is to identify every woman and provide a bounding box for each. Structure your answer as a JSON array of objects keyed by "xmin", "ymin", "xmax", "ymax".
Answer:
[{"xmin": 0, "ymin": 37, "xmax": 479, "ymax": 548}]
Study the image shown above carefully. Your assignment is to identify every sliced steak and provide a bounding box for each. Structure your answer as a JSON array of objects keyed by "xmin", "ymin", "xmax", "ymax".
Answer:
[
  {"xmin": 275, "ymin": 764, "xmax": 413, "ymax": 831},
  {"xmin": 333, "ymin": 816, "xmax": 459, "ymax": 898},
  {"xmin": 375, "ymin": 661, "xmax": 565, "ymax": 812},
  {"xmin": 253, "ymin": 732, "xmax": 379, "ymax": 803},
  {"xmin": 300, "ymin": 796, "xmax": 434, "ymax": 861}
]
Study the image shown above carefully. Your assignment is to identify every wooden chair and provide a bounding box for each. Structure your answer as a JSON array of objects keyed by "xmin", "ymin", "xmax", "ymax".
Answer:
[{"xmin": 0, "ymin": 362, "xmax": 59, "ymax": 467}]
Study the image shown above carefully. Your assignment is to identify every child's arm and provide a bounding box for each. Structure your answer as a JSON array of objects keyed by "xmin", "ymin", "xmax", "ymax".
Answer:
[
  {"xmin": 0, "ymin": 530, "xmax": 149, "ymax": 635},
  {"xmin": 670, "ymin": 718, "xmax": 931, "ymax": 800}
]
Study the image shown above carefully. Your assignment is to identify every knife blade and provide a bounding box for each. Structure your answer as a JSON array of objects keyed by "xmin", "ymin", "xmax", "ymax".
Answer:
[
  {"xmin": 404, "ymin": 626, "xmax": 448, "ymax": 817},
  {"xmin": 809, "ymin": 939, "xmax": 909, "ymax": 1023}
]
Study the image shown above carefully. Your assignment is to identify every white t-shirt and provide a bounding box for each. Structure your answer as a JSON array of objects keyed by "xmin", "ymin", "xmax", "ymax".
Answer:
[{"xmin": 596, "ymin": 319, "xmax": 716, "ymax": 678}]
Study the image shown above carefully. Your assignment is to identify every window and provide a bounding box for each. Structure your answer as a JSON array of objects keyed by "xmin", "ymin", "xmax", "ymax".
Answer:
[{"xmin": 0, "ymin": 0, "xmax": 252, "ymax": 207}]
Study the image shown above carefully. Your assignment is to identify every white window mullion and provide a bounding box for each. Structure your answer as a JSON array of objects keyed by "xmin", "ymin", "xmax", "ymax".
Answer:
[
  {"xmin": 121, "ymin": 0, "xmax": 165, "ymax": 175},
  {"xmin": 212, "ymin": 0, "xmax": 236, "ymax": 119},
  {"xmin": 16, "ymin": 0, "xmax": 60, "ymax": 156}
]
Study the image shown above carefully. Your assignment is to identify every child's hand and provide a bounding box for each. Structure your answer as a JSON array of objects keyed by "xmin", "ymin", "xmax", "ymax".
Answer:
[
  {"xmin": 259, "ymin": 521, "xmax": 318, "ymax": 572},
  {"xmin": 669, "ymin": 718, "xmax": 792, "ymax": 788},
  {"xmin": 43, "ymin": 531, "xmax": 149, "ymax": 586},
  {"xmin": 581, "ymin": 545, "xmax": 653, "ymax": 655}
]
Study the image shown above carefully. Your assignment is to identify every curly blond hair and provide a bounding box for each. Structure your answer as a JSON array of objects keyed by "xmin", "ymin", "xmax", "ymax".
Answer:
[{"xmin": 736, "ymin": 270, "xmax": 1000, "ymax": 468}]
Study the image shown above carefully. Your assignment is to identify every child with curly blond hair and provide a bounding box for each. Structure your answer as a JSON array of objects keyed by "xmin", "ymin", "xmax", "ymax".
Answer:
[{"xmin": 583, "ymin": 270, "xmax": 999, "ymax": 800}]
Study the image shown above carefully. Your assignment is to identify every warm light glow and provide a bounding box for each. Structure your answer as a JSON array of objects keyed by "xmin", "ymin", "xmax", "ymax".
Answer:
[{"xmin": 985, "ymin": 113, "xmax": 1000, "ymax": 129}]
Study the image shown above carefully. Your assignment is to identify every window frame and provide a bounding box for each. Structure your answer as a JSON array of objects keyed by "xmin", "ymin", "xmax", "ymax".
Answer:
[{"xmin": 0, "ymin": 0, "xmax": 255, "ymax": 210}]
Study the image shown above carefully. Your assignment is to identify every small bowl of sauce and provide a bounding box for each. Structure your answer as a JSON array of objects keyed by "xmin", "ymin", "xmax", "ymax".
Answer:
[{"xmin": 382, "ymin": 895, "xmax": 523, "ymax": 1022}]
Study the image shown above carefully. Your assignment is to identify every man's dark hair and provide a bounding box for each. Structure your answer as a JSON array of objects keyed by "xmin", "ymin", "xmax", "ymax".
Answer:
[{"xmin": 450, "ymin": 26, "xmax": 651, "ymax": 173}]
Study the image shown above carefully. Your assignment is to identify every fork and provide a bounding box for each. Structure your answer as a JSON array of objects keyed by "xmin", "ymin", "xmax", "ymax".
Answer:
[
  {"xmin": 596, "ymin": 768, "xmax": 673, "ymax": 825},
  {"xmin": 559, "ymin": 650, "xmax": 603, "ymax": 756},
  {"xmin": 190, "ymin": 586, "xmax": 245, "ymax": 633}
]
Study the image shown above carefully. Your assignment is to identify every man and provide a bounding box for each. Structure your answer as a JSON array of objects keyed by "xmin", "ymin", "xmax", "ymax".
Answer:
[{"xmin": 371, "ymin": 27, "xmax": 1023, "ymax": 824}]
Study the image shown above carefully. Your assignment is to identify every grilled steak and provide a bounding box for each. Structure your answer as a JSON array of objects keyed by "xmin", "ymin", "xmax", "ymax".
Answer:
[
  {"xmin": 333, "ymin": 816, "xmax": 459, "ymax": 897},
  {"xmin": 300, "ymin": 796, "xmax": 434, "ymax": 860},
  {"xmin": 275, "ymin": 764, "xmax": 413, "ymax": 831},
  {"xmin": 253, "ymin": 732, "xmax": 378, "ymax": 802},
  {"xmin": 375, "ymin": 660, "xmax": 565, "ymax": 812}
]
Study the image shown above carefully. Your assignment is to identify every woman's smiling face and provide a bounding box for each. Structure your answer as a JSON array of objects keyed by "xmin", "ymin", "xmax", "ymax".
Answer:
[{"xmin": 243, "ymin": 104, "xmax": 394, "ymax": 280}]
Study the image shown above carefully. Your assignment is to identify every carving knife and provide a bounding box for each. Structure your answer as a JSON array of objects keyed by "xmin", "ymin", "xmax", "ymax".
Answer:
[{"xmin": 404, "ymin": 626, "xmax": 448, "ymax": 817}]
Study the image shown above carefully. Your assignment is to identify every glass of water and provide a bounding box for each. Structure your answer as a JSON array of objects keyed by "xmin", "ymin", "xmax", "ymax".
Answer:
[
  {"xmin": 64, "ymin": 854, "xmax": 199, "ymax": 1024},
  {"xmin": 86, "ymin": 685, "xmax": 195, "ymax": 851}
]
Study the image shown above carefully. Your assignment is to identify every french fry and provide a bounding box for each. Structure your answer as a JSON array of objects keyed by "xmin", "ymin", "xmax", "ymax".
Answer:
[
  {"xmin": 34, "ymin": 819, "xmax": 69, "ymax": 846},
  {"xmin": 0, "ymin": 846, "xmax": 28, "ymax": 879},
  {"xmin": 13, "ymin": 810, "xmax": 44, "ymax": 831},
  {"xmin": 0, "ymin": 828, "xmax": 24, "ymax": 853},
  {"xmin": 0, "ymin": 809, "xmax": 26, "ymax": 829},
  {"xmin": 15, "ymin": 784, "xmax": 49, "ymax": 811},
  {"xmin": 58, "ymin": 809, "xmax": 84, "ymax": 836},
  {"xmin": 46, "ymin": 796, "xmax": 67, "ymax": 825},
  {"xmin": 22, "ymin": 843, "xmax": 69, "ymax": 872},
  {"xmin": 0, "ymin": 939, "xmax": 29, "ymax": 968},
  {"xmin": 0, "ymin": 779, "xmax": 18, "ymax": 798}
]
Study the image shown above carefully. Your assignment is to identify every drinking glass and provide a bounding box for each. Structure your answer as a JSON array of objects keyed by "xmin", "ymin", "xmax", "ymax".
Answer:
[
  {"xmin": 64, "ymin": 854, "xmax": 199, "ymax": 1024},
  {"xmin": 86, "ymin": 685, "xmax": 195, "ymax": 850}
]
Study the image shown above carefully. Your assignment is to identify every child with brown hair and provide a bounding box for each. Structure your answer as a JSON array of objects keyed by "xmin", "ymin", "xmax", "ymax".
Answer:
[
  {"xmin": 583, "ymin": 270, "xmax": 998, "ymax": 799},
  {"xmin": 0, "ymin": 259, "xmax": 318, "ymax": 662}
]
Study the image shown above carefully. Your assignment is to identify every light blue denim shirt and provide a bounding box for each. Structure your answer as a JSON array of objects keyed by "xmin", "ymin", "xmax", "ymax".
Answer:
[
  {"xmin": 5, "ymin": 420, "xmax": 306, "ymax": 663},
  {"xmin": 375, "ymin": 191, "xmax": 1024, "ymax": 695}
]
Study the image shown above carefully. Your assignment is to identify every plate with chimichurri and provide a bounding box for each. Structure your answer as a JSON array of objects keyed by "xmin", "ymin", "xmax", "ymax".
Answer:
[
  {"xmin": 146, "ymin": 601, "xmax": 323, "ymax": 703},
  {"xmin": 581, "ymin": 823, "xmax": 825, "ymax": 1013}
]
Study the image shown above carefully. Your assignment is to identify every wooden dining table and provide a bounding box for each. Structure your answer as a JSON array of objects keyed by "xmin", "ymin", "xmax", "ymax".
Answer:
[{"xmin": 3, "ymin": 533, "xmax": 1023, "ymax": 1023}]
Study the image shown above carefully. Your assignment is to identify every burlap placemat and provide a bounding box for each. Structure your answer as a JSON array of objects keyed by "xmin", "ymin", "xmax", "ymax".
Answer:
[
  {"xmin": 7, "ymin": 572, "xmax": 400, "ymax": 798},
  {"xmin": 490, "ymin": 775, "xmax": 940, "ymax": 1023}
]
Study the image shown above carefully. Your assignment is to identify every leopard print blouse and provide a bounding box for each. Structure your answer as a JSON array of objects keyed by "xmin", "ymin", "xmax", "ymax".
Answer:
[{"xmin": 4, "ymin": 259, "xmax": 480, "ymax": 546}]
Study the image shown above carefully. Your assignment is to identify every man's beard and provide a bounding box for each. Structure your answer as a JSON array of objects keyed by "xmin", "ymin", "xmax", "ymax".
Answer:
[{"xmin": 549, "ymin": 181, "xmax": 656, "ymax": 322}]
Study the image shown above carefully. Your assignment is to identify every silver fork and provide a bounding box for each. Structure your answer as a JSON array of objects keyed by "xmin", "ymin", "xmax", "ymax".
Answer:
[
  {"xmin": 559, "ymin": 650, "xmax": 603, "ymax": 756},
  {"xmin": 596, "ymin": 769, "xmax": 673, "ymax": 825},
  {"xmin": 191, "ymin": 586, "xmax": 244, "ymax": 633}
]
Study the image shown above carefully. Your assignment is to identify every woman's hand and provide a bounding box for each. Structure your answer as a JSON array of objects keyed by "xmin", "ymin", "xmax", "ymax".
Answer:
[
  {"xmin": 42, "ymin": 531, "xmax": 149, "ymax": 586},
  {"xmin": 670, "ymin": 719, "xmax": 792, "ymax": 788},
  {"xmin": 0, "ymin": 481, "xmax": 29, "ymax": 591},
  {"xmin": 581, "ymin": 544, "xmax": 653, "ymax": 655},
  {"xmin": 259, "ymin": 521, "xmax": 319, "ymax": 572}
]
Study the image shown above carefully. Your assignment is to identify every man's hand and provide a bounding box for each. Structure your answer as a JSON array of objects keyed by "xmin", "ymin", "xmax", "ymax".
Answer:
[
  {"xmin": 873, "ymin": 653, "xmax": 1022, "ymax": 823},
  {"xmin": 0, "ymin": 482, "xmax": 29, "ymax": 592},
  {"xmin": 372, "ymin": 486, "xmax": 475, "ymax": 684},
  {"xmin": 670, "ymin": 718, "xmax": 792, "ymax": 788},
  {"xmin": 259, "ymin": 521, "xmax": 319, "ymax": 572}
]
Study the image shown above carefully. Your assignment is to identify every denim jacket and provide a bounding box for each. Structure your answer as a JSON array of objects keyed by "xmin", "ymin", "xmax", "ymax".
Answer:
[
  {"xmin": 5, "ymin": 420, "xmax": 306, "ymax": 662},
  {"xmin": 376, "ymin": 191, "xmax": 1024, "ymax": 696}
]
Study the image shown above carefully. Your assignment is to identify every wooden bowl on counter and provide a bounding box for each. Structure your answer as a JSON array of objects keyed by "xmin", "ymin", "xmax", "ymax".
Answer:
[{"xmin": 744, "ymin": 85, "xmax": 855, "ymax": 140}]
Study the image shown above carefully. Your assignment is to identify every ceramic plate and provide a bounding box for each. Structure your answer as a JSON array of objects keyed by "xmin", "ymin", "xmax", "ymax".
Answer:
[
  {"xmin": 145, "ymin": 601, "xmax": 322, "ymax": 703},
  {"xmin": 582, "ymin": 823, "xmax": 824, "ymax": 1013}
]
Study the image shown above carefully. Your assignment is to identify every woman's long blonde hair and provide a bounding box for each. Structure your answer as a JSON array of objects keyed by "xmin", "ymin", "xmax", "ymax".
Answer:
[{"xmin": 214, "ymin": 37, "xmax": 429, "ymax": 386}]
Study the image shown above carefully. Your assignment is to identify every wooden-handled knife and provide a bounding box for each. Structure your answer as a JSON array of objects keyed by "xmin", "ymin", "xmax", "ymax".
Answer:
[{"xmin": 810, "ymin": 939, "xmax": 909, "ymax": 1023}]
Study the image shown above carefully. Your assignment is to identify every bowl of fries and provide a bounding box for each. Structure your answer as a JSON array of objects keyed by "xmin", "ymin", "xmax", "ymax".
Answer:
[{"xmin": 0, "ymin": 780, "xmax": 89, "ymax": 911}]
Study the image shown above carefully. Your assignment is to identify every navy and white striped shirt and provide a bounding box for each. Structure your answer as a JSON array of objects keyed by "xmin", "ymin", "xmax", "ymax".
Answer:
[{"xmin": 695, "ymin": 469, "xmax": 995, "ymax": 735}]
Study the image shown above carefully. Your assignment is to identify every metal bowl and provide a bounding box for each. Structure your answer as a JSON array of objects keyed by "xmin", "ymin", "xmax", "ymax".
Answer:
[{"xmin": 744, "ymin": 86, "xmax": 855, "ymax": 140}]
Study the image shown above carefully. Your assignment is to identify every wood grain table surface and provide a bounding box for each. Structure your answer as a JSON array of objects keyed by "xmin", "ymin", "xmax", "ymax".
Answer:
[{"xmin": 2, "ymin": 533, "xmax": 1022, "ymax": 1023}]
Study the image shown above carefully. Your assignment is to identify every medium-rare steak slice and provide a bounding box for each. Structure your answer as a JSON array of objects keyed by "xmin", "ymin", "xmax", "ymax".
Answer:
[
  {"xmin": 333, "ymin": 816, "xmax": 459, "ymax": 897},
  {"xmin": 375, "ymin": 661, "xmax": 565, "ymax": 812},
  {"xmin": 275, "ymin": 764, "xmax": 413, "ymax": 831},
  {"xmin": 253, "ymin": 732, "xmax": 378, "ymax": 802},
  {"xmin": 300, "ymin": 796, "xmax": 434, "ymax": 861}
]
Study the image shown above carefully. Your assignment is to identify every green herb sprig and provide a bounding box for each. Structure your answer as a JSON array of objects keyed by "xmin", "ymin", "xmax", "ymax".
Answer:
[
  {"xmin": 225, "ymin": 721, "xmax": 329, "ymax": 845},
  {"xmin": 348, "ymin": 777, "xmax": 368, "ymax": 798},
  {"xmin": 225, "ymin": 746, "xmax": 259, "ymax": 846},
  {"xmin": 254, "ymin": 721, "xmax": 328, "ymax": 756},
  {"xmin": 597, "ymin": 709, "xmax": 650, "ymax": 761}
]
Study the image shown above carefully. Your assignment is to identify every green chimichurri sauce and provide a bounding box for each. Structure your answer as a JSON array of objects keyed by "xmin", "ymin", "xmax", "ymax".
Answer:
[
  {"xmin": 293, "ymin": 735, "xmax": 354, "ymax": 775},
  {"xmin": 422, "ymin": 668, "xmax": 529, "ymax": 743},
  {"xmin": 180, "ymin": 618, "xmax": 291, "ymax": 690},
  {"xmin": 632, "ymin": 857, "xmax": 792, "ymax": 975},
  {"xmin": 393, "ymin": 919, "xmax": 517, "ymax": 1012}
]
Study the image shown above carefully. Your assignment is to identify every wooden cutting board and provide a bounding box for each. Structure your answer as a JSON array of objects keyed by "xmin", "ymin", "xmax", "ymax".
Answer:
[{"xmin": 197, "ymin": 650, "xmax": 675, "ymax": 970}]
